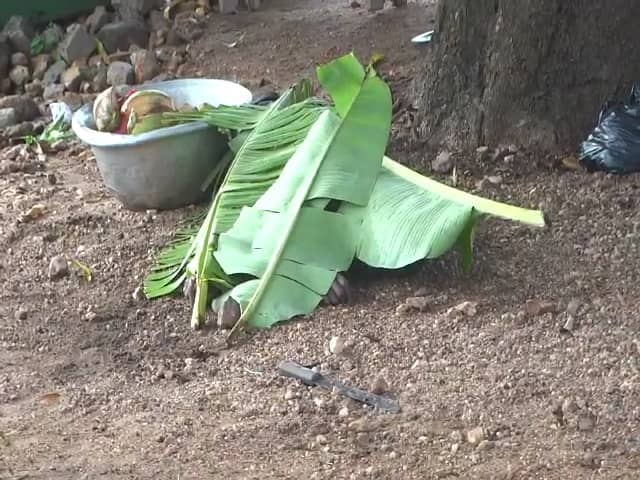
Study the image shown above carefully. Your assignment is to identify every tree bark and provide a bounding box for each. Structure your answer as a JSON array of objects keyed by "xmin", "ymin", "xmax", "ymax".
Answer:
[{"xmin": 414, "ymin": 0, "xmax": 640, "ymax": 153}]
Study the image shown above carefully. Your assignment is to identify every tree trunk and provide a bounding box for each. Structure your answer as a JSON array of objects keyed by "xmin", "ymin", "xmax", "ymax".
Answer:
[{"xmin": 414, "ymin": 0, "xmax": 640, "ymax": 154}]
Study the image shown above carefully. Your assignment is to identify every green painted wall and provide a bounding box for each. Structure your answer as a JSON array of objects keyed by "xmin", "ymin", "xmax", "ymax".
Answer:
[{"xmin": 1, "ymin": 0, "xmax": 108, "ymax": 27}]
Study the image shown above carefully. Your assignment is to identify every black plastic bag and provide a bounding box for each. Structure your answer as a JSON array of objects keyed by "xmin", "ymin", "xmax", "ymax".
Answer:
[{"xmin": 579, "ymin": 83, "xmax": 640, "ymax": 174}]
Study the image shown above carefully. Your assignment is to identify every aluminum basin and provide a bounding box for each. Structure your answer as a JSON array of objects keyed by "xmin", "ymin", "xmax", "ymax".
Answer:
[{"xmin": 72, "ymin": 78, "xmax": 252, "ymax": 211}]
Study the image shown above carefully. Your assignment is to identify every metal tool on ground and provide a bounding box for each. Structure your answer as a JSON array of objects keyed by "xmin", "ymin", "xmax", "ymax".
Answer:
[{"xmin": 277, "ymin": 360, "xmax": 401, "ymax": 414}]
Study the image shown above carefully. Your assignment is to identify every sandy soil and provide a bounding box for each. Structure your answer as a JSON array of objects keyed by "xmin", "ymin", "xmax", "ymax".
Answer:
[{"xmin": 1, "ymin": 1, "xmax": 639, "ymax": 479}]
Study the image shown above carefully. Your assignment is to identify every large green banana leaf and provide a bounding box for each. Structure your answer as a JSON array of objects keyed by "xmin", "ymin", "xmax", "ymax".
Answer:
[
  {"xmin": 142, "ymin": 80, "xmax": 323, "ymax": 302},
  {"xmin": 211, "ymin": 53, "xmax": 392, "ymax": 330},
  {"xmin": 340, "ymin": 156, "xmax": 546, "ymax": 270}
]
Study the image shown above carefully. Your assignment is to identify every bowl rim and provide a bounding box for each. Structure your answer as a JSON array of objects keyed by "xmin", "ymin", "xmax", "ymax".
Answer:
[{"xmin": 72, "ymin": 78, "xmax": 253, "ymax": 148}]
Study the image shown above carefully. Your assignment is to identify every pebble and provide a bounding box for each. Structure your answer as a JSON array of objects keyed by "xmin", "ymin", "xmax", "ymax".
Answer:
[
  {"xmin": 566, "ymin": 298, "xmax": 581, "ymax": 316},
  {"xmin": 14, "ymin": 308, "xmax": 28, "ymax": 320},
  {"xmin": 450, "ymin": 430, "xmax": 463, "ymax": 442},
  {"xmin": 577, "ymin": 413, "xmax": 596, "ymax": 432},
  {"xmin": 477, "ymin": 440, "xmax": 494, "ymax": 451},
  {"xmin": 448, "ymin": 301, "xmax": 478, "ymax": 318},
  {"xmin": 396, "ymin": 296, "xmax": 429, "ymax": 315},
  {"xmin": 164, "ymin": 369, "xmax": 174, "ymax": 380},
  {"xmin": 431, "ymin": 150, "xmax": 453, "ymax": 174},
  {"xmin": 9, "ymin": 65, "xmax": 30, "ymax": 87},
  {"xmin": 11, "ymin": 52, "xmax": 29, "ymax": 67},
  {"xmin": 0, "ymin": 108, "xmax": 17, "ymax": 128},
  {"xmin": 503, "ymin": 154, "xmax": 515, "ymax": 164},
  {"xmin": 562, "ymin": 315, "xmax": 576, "ymax": 332},
  {"xmin": 338, "ymin": 406, "xmax": 349, "ymax": 417},
  {"xmin": 370, "ymin": 375, "xmax": 389, "ymax": 395},
  {"xmin": 329, "ymin": 336, "xmax": 346, "ymax": 355},
  {"xmin": 466, "ymin": 426, "xmax": 486, "ymax": 445},
  {"xmin": 451, "ymin": 443, "xmax": 460, "ymax": 454},
  {"xmin": 525, "ymin": 299, "xmax": 557, "ymax": 317},
  {"xmin": 107, "ymin": 61, "xmax": 134, "ymax": 86},
  {"xmin": 48, "ymin": 255, "xmax": 69, "ymax": 280},
  {"xmin": 315, "ymin": 434, "xmax": 328, "ymax": 445},
  {"xmin": 130, "ymin": 49, "xmax": 159, "ymax": 83},
  {"xmin": 284, "ymin": 389, "xmax": 296, "ymax": 400},
  {"xmin": 475, "ymin": 145, "xmax": 490, "ymax": 161},
  {"xmin": 132, "ymin": 286, "xmax": 143, "ymax": 301},
  {"xmin": 486, "ymin": 175, "xmax": 503, "ymax": 185}
]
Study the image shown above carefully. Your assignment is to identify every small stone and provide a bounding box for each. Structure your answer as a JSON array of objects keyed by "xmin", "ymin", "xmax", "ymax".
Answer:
[
  {"xmin": 338, "ymin": 406, "xmax": 349, "ymax": 417},
  {"xmin": 477, "ymin": 440, "xmax": 494, "ymax": 451},
  {"xmin": 0, "ymin": 108, "xmax": 18, "ymax": 128},
  {"xmin": 107, "ymin": 61, "xmax": 134, "ymax": 86},
  {"xmin": 164, "ymin": 369, "xmax": 174, "ymax": 380},
  {"xmin": 448, "ymin": 301, "xmax": 478, "ymax": 318},
  {"xmin": 91, "ymin": 66, "xmax": 108, "ymax": 93},
  {"xmin": 11, "ymin": 52, "xmax": 29, "ymax": 67},
  {"xmin": 577, "ymin": 413, "xmax": 596, "ymax": 432},
  {"xmin": 503, "ymin": 154, "xmax": 515, "ymax": 164},
  {"xmin": 43, "ymin": 60, "xmax": 67, "ymax": 86},
  {"xmin": 475, "ymin": 145, "xmax": 490, "ymax": 161},
  {"xmin": 370, "ymin": 376, "xmax": 389, "ymax": 395},
  {"xmin": 25, "ymin": 80, "xmax": 43, "ymax": 98},
  {"xmin": 132, "ymin": 286, "xmax": 143, "ymax": 301},
  {"xmin": 367, "ymin": 0, "xmax": 385, "ymax": 11},
  {"xmin": 432, "ymin": 151, "xmax": 453, "ymax": 174},
  {"xmin": 2, "ymin": 16, "xmax": 35, "ymax": 55},
  {"xmin": 525, "ymin": 299, "xmax": 557, "ymax": 317},
  {"xmin": 130, "ymin": 49, "xmax": 159, "ymax": 84},
  {"xmin": 329, "ymin": 336, "xmax": 346, "ymax": 354},
  {"xmin": 9, "ymin": 65, "xmax": 30, "ymax": 87},
  {"xmin": 284, "ymin": 389, "xmax": 296, "ymax": 400},
  {"xmin": 59, "ymin": 24, "xmax": 96, "ymax": 64},
  {"xmin": 450, "ymin": 430, "xmax": 463, "ymax": 442},
  {"xmin": 581, "ymin": 452, "xmax": 600, "ymax": 469},
  {"xmin": 396, "ymin": 296, "xmax": 429, "ymax": 315},
  {"xmin": 97, "ymin": 21, "xmax": 149, "ymax": 54},
  {"xmin": 0, "ymin": 95, "xmax": 40, "ymax": 123},
  {"xmin": 451, "ymin": 443, "xmax": 460, "ymax": 454},
  {"xmin": 14, "ymin": 308, "xmax": 28, "ymax": 320},
  {"xmin": 315, "ymin": 434, "xmax": 328, "ymax": 445},
  {"xmin": 86, "ymin": 6, "xmax": 113, "ymax": 34},
  {"xmin": 507, "ymin": 144, "xmax": 518, "ymax": 153},
  {"xmin": 43, "ymin": 84, "xmax": 65, "ymax": 101},
  {"xmin": 48, "ymin": 255, "xmax": 69, "ymax": 280},
  {"xmin": 466, "ymin": 427, "xmax": 485, "ymax": 445},
  {"xmin": 4, "ymin": 121, "xmax": 34, "ymax": 138},
  {"xmin": 566, "ymin": 298, "xmax": 581, "ymax": 316},
  {"xmin": 61, "ymin": 65, "xmax": 84, "ymax": 92},
  {"xmin": 486, "ymin": 175, "xmax": 503, "ymax": 185}
]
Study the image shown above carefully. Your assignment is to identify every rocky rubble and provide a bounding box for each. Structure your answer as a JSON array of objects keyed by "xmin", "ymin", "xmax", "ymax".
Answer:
[{"xmin": 0, "ymin": 1, "xmax": 191, "ymax": 131}]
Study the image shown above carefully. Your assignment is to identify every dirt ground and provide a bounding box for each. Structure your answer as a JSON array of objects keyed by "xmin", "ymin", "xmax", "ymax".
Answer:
[{"xmin": 1, "ymin": 0, "xmax": 640, "ymax": 479}]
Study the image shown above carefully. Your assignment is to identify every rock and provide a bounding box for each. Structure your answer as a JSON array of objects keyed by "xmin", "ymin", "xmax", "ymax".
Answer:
[
  {"xmin": 2, "ymin": 16, "xmax": 34, "ymax": 55},
  {"xmin": 14, "ymin": 308, "xmax": 28, "ymax": 321},
  {"xmin": 466, "ymin": 427, "xmax": 486, "ymax": 445},
  {"xmin": 107, "ymin": 61, "xmax": 134, "ymax": 86},
  {"xmin": 486, "ymin": 175, "xmax": 503, "ymax": 185},
  {"xmin": 48, "ymin": 255, "xmax": 69, "ymax": 280},
  {"xmin": 475, "ymin": 145, "xmax": 490, "ymax": 161},
  {"xmin": 503, "ymin": 154, "xmax": 515, "ymax": 164},
  {"xmin": 448, "ymin": 301, "xmax": 478, "ymax": 318},
  {"xmin": 577, "ymin": 413, "xmax": 596, "ymax": 432},
  {"xmin": 43, "ymin": 60, "xmax": 67, "ymax": 86},
  {"xmin": 0, "ymin": 78, "xmax": 11, "ymax": 94},
  {"xmin": 432, "ymin": 151, "xmax": 453, "ymax": 174},
  {"xmin": 566, "ymin": 298, "xmax": 581, "ymax": 316},
  {"xmin": 4, "ymin": 121, "xmax": 35, "ymax": 138},
  {"xmin": 0, "ymin": 108, "xmax": 18, "ymax": 128},
  {"xmin": 338, "ymin": 406, "xmax": 349, "ymax": 417},
  {"xmin": 91, "ymin": 66, "xmax": 109, "ymax": 92},
  {"xmin": 149, "ymin": 10, "xmax": 170, "ymax": 31},
  {"xmin": 396, "ymin": 296, "xmax": 429, "ymax": 315},
  {"xmin": 86, "ymin": 6, "xmax": 113, "ymax": 34},
  {"xmin": 11, "ymin": 52, "xmax": 29, "ymax": 67},
  {"xmin": 562, "ymin": 315, "xmax": 576, "ymax": 333},
  {"xmin": 329, "ymin": 336, "xmax": 346, "ymax": 354},
  {"xmin": 25, "ymin": 80, "xmax": 43, "ymax": 98},
  {"xmin": 62, "ymin": 92, "xmax": 84, "ymax": 110},
  {"xmin": 31, "ymin": 54, "xmax": 52, "ymax": 80},
  {"xmin": 562, "ymin": 398, "xmax": 578, "ymax": 415},
  {"xmin": 0, "ymin": 95, "xmax": 39, "ymax": 122},
  {"xmin": 59, "ymin": 24, "xmax": 96, "ymax": 64},
  {"xmin": 477, "ymin": 440, "xmax": 494, "ymax": 451},
  {"xmin": 451, "ymin": 443, "xmax": 460, "ymax": 454},
  {"xmin": 164, "ymin": 369, "xmax": 174, "ymax": 380},
  {"xmin": 97, "ymin": 21, "xmax": 149, "ymax": 54},
  {"xmin": 283, "ymin": 389, "xmax": 296, "ymax": 400},
  {"xmin": 367, "ymin": 0, "xmax": 385, "ymax": 11},
  {"xmin": 524, "ymin": 299, "xmax": 557, "ymax": 317},
  {"xmin": 43, "ymin": 84, "xmax": 65, "ymax": 101},
  {"xmin": 370, "ymin": 375, "xmax": 389, "ymax": 395},
  {"xmin": 315, "ymin": 434, "xmax": 328, "ymax": 445},
  {"xmin": 9, "ymin": 65, "xmax": 30, "ymax": 87},
  {"xmin": 61, "ymin": 65, "xmax": 84, "ymax": 92},
  {"xmin": 112, "ymin": 0, "xmax": 159, "ymax": 19},
  {"xmin": 130, "ymin": 49, "xmax": 159, "ymax": 83}
]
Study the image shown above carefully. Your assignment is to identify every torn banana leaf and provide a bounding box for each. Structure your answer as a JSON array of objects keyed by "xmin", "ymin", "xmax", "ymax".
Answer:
[{"xmin": 212, "ymin": 53, "xmax": 392, "ymax": 330}]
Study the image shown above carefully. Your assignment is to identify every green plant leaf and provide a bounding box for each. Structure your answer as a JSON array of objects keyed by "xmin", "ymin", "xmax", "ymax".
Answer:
[
  {"xmin": 339, "ymin": 156, "xmax": 546, "ymax": 269},
  {"xmin": 213, "ymin": 53, "xmax": 392, "ymax": 331}
]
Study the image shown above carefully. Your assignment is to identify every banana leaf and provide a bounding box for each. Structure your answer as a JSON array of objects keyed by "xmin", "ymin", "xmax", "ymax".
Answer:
[
  {"xmin": 143, "ymin": 80, "xmax": 322, "ymax": 302},
  {"xmin": 211, "ymin": 53, "xmax": 392, "ymax": 330}
]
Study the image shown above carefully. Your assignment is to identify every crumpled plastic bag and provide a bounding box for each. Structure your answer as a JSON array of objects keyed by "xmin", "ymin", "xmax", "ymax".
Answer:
[{"xmin": 579, "ymin": 83, "xmax": 640, "ymax": 174}]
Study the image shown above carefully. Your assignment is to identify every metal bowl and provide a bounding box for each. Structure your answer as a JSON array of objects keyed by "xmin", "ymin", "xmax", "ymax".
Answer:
[{"xmin": 72, "ymin": 78, "xmax": 252, "ymax": 211}]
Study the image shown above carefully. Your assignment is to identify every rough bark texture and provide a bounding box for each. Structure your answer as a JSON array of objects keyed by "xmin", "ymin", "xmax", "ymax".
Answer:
[{"xmin": 414, "ymin": 0, "xmax": 640, "ymax": 153}]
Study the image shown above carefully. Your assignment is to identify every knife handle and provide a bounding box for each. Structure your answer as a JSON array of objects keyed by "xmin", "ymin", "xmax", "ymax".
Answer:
[{"xmin": 277, "ymin": 360, "xmax": 320, "ymax": 385}]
